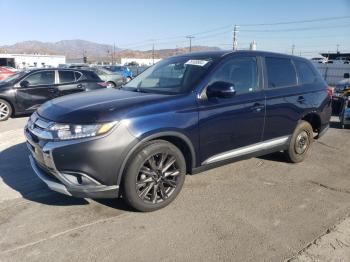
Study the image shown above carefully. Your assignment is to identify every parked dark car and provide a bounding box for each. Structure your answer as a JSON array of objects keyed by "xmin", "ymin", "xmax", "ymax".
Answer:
[
  {"xmin": 0, "ymin": 68, "xmax": 106, "ymax": 121},
  {"xmin": 25, "ymin": 51, "xmax": 331, "ymax": 212}
]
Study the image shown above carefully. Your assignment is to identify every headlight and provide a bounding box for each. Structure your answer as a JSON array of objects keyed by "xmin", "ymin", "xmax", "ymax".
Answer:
[{"xmin": 49, "ymin": 122, "xmax": 117, "ymax": 140}]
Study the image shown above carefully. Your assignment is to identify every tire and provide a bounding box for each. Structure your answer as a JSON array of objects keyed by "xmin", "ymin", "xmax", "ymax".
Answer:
[
  {"xmin": 106, "ymin": 81, "xmax": 116, "ymax": 88},
  {"xmin": 0, "ymin": 99, "xmax": 12, "ymax": 121},
  {"xmin": 122, "ymin": 140, "xmax": 186, "ymax": 212},
  {"xmin": 284, "ymin": 120, "xmax": 314, "ymax": 163}
]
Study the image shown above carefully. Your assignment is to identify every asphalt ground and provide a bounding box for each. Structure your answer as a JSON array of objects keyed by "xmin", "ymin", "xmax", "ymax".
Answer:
[{"xmin": 0, "ymin": 116, "xmax": 349, "ymax": 262}]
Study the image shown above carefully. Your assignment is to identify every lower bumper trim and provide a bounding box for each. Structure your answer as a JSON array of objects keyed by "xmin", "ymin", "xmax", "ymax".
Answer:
[{"xmin": 29, "ymin": 155, "xmax": 119, "ymax": 199}]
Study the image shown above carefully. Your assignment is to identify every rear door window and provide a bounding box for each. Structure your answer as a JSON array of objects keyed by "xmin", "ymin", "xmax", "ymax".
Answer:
[
  {"xmin": 59, "ymin": 70, "xmax": 76, "ymax": 84},
  {"xmin": 74, "ymin": 71, "xmax": 82, "ymax": 81},
  {"xmin": 294, "ymin": 60, "xmax": 317, "ymax": 85},
  {"xmin": 265, "ymin": 57, "xmax": 297, "ymax": 88},
  {"xmin": 83, "ymin": 71, "xmax": 101, "ymax": 81}
]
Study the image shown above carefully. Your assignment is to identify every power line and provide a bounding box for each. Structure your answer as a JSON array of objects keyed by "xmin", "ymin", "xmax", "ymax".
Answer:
[
  {"xmin": 241, "ymin": 23, "xmax": 350, "ymax": 32},
  {"xmin": 240, "ymin": 15, "xmax": 350, "ymax": 26},
  {"xmin": 115, "ymin": 16, "xmax": 350, "ymax": 50}
]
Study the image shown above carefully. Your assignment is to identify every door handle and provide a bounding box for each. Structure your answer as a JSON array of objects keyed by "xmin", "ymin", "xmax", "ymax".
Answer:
[
  {"xmin": 251, "ymin": 103, "xmax": 264, "ymax": 112},
  {"xmin": 48, "ymin": 88, "xmax": 56, "ymax": 93},
  {"xmin": 77, "ymin": 84, "xmax": 84, "ymax": 89},
  {"xmin": 297, "ymin": 96, "xmax": 306, "ymax": 103}
]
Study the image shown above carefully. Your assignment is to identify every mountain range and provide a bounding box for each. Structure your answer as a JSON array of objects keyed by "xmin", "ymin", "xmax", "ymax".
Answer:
[{"xmin": 0, "ymin": 39, "xmax": 221, "ymax": 61}]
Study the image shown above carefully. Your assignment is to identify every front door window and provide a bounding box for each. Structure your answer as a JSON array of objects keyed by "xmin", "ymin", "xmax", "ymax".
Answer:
[{"xmin": 24, "ymin": 71, "xmax": 55, "ymax": 86}]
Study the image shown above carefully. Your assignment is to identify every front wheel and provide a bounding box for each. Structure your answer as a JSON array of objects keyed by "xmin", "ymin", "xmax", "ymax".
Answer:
[
  {"xmin": 0, "ymin": 99, "xmax": 12, "ymax": 121},
  {"xmin": 122, "ymin": 140, "xmax": 186, "ymax": 212},
  {"xmin": 284, "ymin": 120, "xmax": 314, "ymax": 163}
]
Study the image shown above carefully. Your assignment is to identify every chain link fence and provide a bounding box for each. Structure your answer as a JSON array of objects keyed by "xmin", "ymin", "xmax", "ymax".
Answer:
[{"xmin": 314, "ymin": 63, "xmax": 350, "ymax": 86}]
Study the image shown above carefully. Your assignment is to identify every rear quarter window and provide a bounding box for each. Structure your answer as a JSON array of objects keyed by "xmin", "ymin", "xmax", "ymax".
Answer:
[
  {"xmin": 294, "ymin": 60, "xmax": 318, "ymax": 85},
  {"xmin": 82, "ymin": 71, "xmax": 101, "ymax": 81},
  {"xmin": 265, "ymin": 57, "xmax": 297, "ymax": 88}
]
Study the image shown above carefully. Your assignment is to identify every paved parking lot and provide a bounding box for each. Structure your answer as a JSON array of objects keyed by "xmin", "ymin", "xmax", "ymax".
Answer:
[{"xmin": 0, "ymin": 117, "xmax": 350, "ymax": 262}]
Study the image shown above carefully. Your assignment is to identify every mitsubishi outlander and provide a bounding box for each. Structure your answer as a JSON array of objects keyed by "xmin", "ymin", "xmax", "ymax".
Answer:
[{"xmin": 25, "ymin": 51, "xmax": 332, "ymax": 211}]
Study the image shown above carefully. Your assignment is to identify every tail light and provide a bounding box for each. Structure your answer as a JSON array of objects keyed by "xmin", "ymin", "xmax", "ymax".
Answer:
[
  {"xmin": 97, "ymin": 82, "xmax": 108, "ymax": 88},
  {"xmin": 326, "ymin": 86, "xmax": 334, "ymax": 97}
]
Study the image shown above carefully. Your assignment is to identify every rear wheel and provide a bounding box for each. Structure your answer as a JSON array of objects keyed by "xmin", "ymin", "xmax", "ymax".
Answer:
[
  {"xmin": 106, "ymin": 81, "xmax": 116, "ymax": 88},
  {"xmin": 122, "ymin": 140, "xmax": 186, "ymax": 212},
  {"xmin": 284, "ymin": 120, "xmax": 314, "ymax": 163},
  {"xmin": 0, "ymin": 99, "xmax": 12, "ymax": 121}
]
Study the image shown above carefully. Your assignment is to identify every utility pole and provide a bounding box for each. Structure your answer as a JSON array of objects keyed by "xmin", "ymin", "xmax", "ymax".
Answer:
[
  {"xmin": 152, "ymin": 42, "xmax": 155, "ymax": 65},
  {"xmin": 336, "ymin": 44, "xmax": 340, "ymax": 53},
  {"xmin": 233, "ymin": 25, "xmax": 239, "ymax": 50},
  {"xmin": 292, "ymin": 44, "xmax": 295, "ymax": 55},
  {"xmin": 186, "ymin": 35, "xmax": 195, "ymax": 53},
  {"xmin": 111, "ymin": 43, "xmax": 115, "ymax": 65}
]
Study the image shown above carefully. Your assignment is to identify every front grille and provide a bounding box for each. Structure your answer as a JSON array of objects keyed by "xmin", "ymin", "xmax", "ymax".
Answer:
[
  {"xmin": 33, "ymin": 118, "xmax": 51, "ymax": 130},
  {"xmin": 27, "ymin": 115, "xmax": 53, "ymax": 141}
]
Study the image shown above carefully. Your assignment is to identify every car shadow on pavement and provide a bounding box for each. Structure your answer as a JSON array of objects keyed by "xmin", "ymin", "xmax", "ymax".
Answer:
[
  {"xmin": 93, "ymin": 198, "xmax": 135, "ymax": 212},
  {"xmin": 0, "ymin": 142, "xmax": 89, "ymax": 206},
  {"xmin": 258, "ymin": 152, "xmax": 288, "ymax": 163}
]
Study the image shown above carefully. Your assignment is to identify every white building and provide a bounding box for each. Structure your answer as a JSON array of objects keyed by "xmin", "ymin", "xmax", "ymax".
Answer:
[
  {"xmin": 121, "ymin": 57, "xmax": 162, "ymax": 66},
  {"xmin": 0, "ymin": 53, "xmax": 66, "ymax": 69}
]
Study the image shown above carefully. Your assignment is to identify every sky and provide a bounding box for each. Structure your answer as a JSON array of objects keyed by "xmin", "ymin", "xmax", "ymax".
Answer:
[{"xmin": 1, "ymin": 0, "xmax": 350, "ymax": 57}]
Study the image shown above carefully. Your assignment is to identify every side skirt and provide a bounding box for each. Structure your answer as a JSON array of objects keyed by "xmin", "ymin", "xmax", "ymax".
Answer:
[{"xmin": 192, "ymin": 136, "xmax": 290, "ymax": 174}]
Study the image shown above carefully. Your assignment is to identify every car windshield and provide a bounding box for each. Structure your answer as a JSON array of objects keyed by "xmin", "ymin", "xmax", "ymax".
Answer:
[
  {"xmin": 123, "ymin": 56, "xmax": 214, "ymax": 94},
  {"xmin": 0, "ymin": 71, "xmax": 28, "ymax": 83}
]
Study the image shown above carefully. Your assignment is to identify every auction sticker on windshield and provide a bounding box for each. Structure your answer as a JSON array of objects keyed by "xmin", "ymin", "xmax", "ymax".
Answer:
[{"xmin": 185, "ymin": 60, "xmax": 209, "ymax": 66}]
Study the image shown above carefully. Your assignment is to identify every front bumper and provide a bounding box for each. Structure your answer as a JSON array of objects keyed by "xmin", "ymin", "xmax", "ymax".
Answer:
[
  {"xmin": 25, "ymin": 116, "xmax": 138, "ymax": 199},
  {"xmin": 29, "ymin": 155, "xmax": 119, "ymax": 198}
]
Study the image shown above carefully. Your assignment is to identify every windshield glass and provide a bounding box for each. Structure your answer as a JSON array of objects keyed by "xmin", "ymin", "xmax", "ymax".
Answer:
[
  {"xmin": 123, "ymin": 56, "xmax": 214, "ymax": 94},
  {"xmin": 0, "ymin": 71, "xmax": 28, "ymax": 83}
]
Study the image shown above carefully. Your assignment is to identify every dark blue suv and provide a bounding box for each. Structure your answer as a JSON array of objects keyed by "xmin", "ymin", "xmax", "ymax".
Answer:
[{"xmin": 25, "ymin": 51, "xmax": 332, "ymax": 211}]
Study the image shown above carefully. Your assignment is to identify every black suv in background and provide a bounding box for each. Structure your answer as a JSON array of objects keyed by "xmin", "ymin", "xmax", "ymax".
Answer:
[{"xmin": 0, "ymin": 68, "xmax": 106, "ymax": 121}]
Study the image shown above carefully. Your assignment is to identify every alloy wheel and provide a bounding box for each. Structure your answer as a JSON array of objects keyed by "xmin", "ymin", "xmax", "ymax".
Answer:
[
  {"xmin": 295, "ymin": 130, "xmax": 309, "ymax": 154},
  {"xmin": 0, "ymin": 102, "xmax": 10, "ymax": 120},
  {"xmin": 136, "ymin": 152, "xmax": 181, "ymax": 204}
]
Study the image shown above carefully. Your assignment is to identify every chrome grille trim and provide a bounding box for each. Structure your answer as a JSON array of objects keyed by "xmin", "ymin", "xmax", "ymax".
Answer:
[{"xmin": 27, "ymin": 115, "xmax": 54, "ymax": 140}]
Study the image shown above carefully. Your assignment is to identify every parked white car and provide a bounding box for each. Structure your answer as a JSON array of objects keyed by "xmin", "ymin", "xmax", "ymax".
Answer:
[{"xmin": 311, "ymin": 57, "xmax": 328, "ymax": 64}]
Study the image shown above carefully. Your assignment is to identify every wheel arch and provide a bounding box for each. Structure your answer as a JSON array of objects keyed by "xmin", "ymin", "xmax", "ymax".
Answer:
[
  {"xmin": 301, "ymin": 112, "xmax": 321, "ymax": 134},
  {"xmin": 117, "ymin": 131, "xmax": 196, "ymax": 186},
  {"xmin": 107, "ymin": 80, "xmax": 116, "ymax": 85}
]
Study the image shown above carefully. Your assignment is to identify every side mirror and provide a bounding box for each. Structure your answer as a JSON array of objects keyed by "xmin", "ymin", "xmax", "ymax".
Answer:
[
  {"xmin": 344, "ymin": 73, "xmax": 349, "ymax": 79},
  {"xmin": 20, "ymin": 80, "xmax": 29, "ymax": 88},
  {"xmin": 206, "ymin": 81, "xmax": 236, "ymax": 98}
]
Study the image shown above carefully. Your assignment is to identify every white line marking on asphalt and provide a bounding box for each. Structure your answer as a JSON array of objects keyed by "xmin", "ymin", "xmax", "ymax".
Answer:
[{"xmin": 1, "ymin": 213, "xmax": 130, "ymax": 254}]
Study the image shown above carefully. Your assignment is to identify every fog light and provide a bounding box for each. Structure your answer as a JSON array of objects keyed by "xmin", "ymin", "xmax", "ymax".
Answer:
[{"xmin": 60, "ymin": 172, "xmax": 100, "ymax": 186}]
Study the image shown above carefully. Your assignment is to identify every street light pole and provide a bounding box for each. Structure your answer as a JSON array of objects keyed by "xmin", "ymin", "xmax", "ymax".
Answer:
[{"xmin": 233, "ymin": 25, "xmax": 239, "ymax": 50}]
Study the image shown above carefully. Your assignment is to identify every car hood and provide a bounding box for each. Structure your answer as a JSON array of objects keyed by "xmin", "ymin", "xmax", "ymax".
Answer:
[
  {"xmin": 0, "ymin": 81, "xmax": 12, "ymax": 89},
  {"xmin": 37, "ymin": 89, "xmax": 170, "ymax": 123}
]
